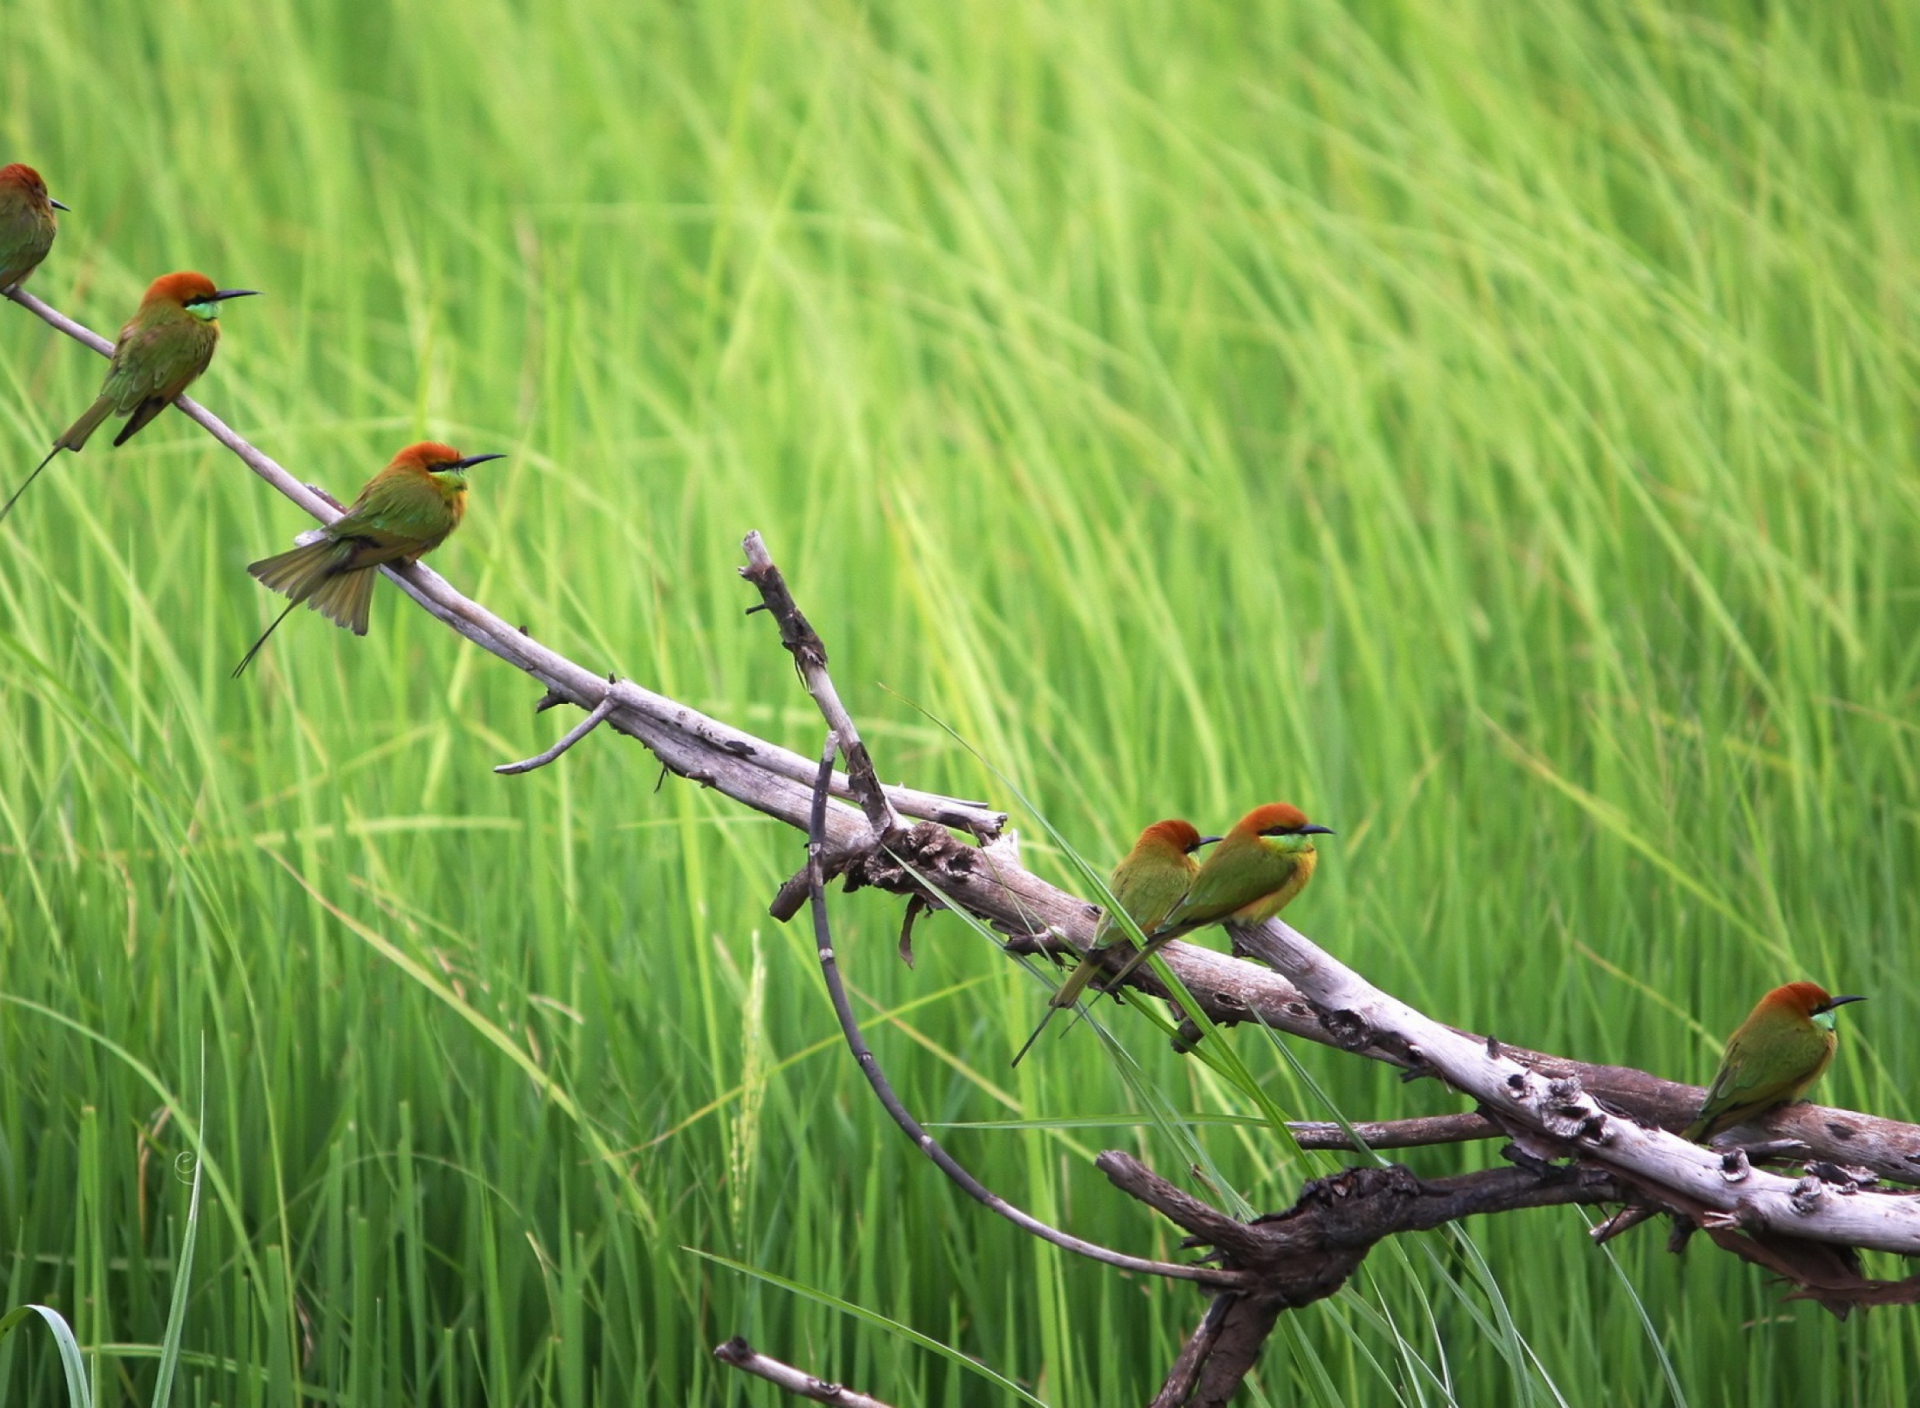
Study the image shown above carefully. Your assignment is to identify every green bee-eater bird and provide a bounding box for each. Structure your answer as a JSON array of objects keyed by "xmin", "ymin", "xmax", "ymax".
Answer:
[
  {"xmin": 1683, "ymin": 982, "xmax": 1864, "ymax": 1143},
  {"xmin": 0, "ymin": 162, "xmax": 65, "ymax": 293},
  {"xmin": 1011, "ymin": 819, "xmax": 1221, "ymax": 1066},
  {"xmin": 233, "ymin": 441, "xmax": 503, "ymax": 676},
  {"xmin": 2, "ymin": 271, "xmax": 258, "ymax": 521},
  {"xmin": 1107, "ymin": 802, "xmax": 1334, "ymax": 990}
]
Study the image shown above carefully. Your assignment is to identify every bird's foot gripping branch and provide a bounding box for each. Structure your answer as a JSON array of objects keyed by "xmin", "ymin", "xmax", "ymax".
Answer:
[{"xmin": 10, "ymin": 282, "xmax": 1920, "ymax": 1405}]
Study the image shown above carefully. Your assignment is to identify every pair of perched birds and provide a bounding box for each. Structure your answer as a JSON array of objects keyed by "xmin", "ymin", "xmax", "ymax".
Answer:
[
  {"xmin": 1032, "ymin": 795, "xmax": 1863, "ymax": 1147},
  {"xmin": 0, "ymin": 161, "xmax": 499, "ymax": 673},
  {"xmin": 1014, "ymin": 802, "xmax": 1333, "ymax": 1064}
]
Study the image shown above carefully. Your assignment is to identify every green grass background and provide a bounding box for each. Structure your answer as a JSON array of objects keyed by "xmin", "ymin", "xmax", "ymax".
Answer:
[{"xmin": 2, "ymin": 0, "xmax": 1917, "ymax": 1402}]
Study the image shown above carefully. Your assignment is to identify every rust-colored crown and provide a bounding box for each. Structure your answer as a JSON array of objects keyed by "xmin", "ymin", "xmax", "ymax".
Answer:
[
  {"xmin": 1764, "ymin": 982, "xmax": 1835, "ymax": 1019},
  {"xmin": 1234, "ymin": 802, "xmax": 1313, "ymax": 837},
  {"xmin": 391, "ymin": 441, "xmax": 467, "ymax": 470},
  {"xmin": 1137, "ymin": 819, "xmax": 1204, "ymax": 854},
  {"xmin": 0, "ymin": 164, "xmax": 50, "ymax": 200},
  {"xmin": 142, "ymin": 271, "xmax": 220, "ymax": 306}
]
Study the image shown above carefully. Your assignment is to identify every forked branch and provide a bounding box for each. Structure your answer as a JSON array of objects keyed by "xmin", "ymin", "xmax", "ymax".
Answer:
[{"xmin": 1114, "ymin": 1157, "xmax": 1626, "ymax": 1408}]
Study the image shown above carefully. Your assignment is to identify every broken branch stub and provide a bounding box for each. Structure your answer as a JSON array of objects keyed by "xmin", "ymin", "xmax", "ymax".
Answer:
[
  {"xmin": 740, "ymin": 529, "xmax": 905, "ymax": 843},
  {"xmin": 712, "ymin": 1337, "xmax": 896, "ymax": 1408}
]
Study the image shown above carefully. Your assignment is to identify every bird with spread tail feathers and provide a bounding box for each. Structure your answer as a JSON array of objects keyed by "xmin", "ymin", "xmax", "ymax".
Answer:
[
  {"xmin": 233, "ymin": 441, "xmax": 503, "ymax": 676},
  {"xmin": 0, "ymin": 162, "xmax": 65, "ymax": 293},
  {"xmin": 1012, "ymin": 819, "xmax": 1219, "ymax": 1066},
  {"xmin": 1684, "ymin": 982, "xmax": 1864, "ymax": 1142},
  {"xmin": 2, "ymin": 271, "xmax": 258, "ymax": 521}
]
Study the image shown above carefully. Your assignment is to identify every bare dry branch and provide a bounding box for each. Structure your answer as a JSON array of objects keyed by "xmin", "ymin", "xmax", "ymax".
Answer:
[
  {"xmin": 712, "ymin": 1337, "xmax": 895, "ymax": 1407},
  {"xmin": 1288, "ymin": 1112, "xmax": 1503, "ymax": 1151},
  {"xmin": 11, "ymin": 281, "xmax": 1920, "ymax": 1368},
  {"xmin": 1150, "ymin": 1295, "xmax": 1236, "ymax": 1408},
  {"xmin": 986, "ymin": 890, "xmax": 1920, "ymax": 1187}
]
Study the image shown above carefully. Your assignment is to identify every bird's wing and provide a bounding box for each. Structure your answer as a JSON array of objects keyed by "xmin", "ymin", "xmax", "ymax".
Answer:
[
  {"xmin": 100, "ymin": 319, "xmax": 216, "ymax": 411},
  {"xmin": 1698, "ymin": 1042, "xmax": 1757, "ymax": 1116},
  {"xmin": 1157, "ymin": 845, "xmax": 1291, "ymax": 936},
  {"xmin": 349, "ymin": 474, "xmax": 459, "ymax": 544},
  {"xmin": 0, "ymin": 211, "xmax": 53, "ymax": 286},
  {"xmin": 1098, "ymin": 862, "xmax": 1192, "ymax": 946},
  {"xmin": 325, "ymin": 524, "xmax": 436, "ymax": 572},
  {"xmin": 1699, "ymin": 1026, "xmax": 1828, "ymax": 1122}
]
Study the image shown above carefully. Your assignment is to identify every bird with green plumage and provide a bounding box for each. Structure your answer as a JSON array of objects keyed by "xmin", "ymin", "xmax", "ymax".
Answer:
[
  {"xmin": 1104, "ymin": 801, "xmax": 1334, "ymax": 991},
  {"xmin": 2, "ymin": 271, "xmax": 258, "ymax": 521},
  {"xmin": 0, "ymin": 162, "xmax": 65, "ymax": 294},
  {"xmin": 1683, "ymin": 982, "xmax": 1864, "ymax": 1143},
  {"xmin": 233, "ymin": 440, "xmax": 504, "ymax": 676},
  {"xmin": 1012, "ymin": 818, "xmax": 1219, "ymax": 1066}
]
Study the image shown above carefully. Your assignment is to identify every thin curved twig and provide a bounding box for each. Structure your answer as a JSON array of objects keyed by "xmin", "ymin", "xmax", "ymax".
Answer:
[
  {"xmin": 801, "ymin": 732, "xmax": 1246, "ymax": 1289},
  {"xmin": 494, "ymin": 697, "xmax": 615, "ymax": 775}
]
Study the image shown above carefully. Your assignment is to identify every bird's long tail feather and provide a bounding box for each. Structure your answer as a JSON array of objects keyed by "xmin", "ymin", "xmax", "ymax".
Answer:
[
  {"xmin": 234, "ymin": 538, "xmax": 379, "ymax": 675},
  {"xmin": 1010, "ymin": 951, "xmax": 1109, "ymax": 1067},
  {"xmin": 1010, "ymin": 1007, "xmax": 1059, "ymax": 1068},
  {"xmin": 0, "ymin": 445, "xmax": 62, "ymax": 524},
  {"xmin": 0, "ymin": 394, "xmax": 134, "ymax": 524},
  {"xmin": 231, "ymin": 598, "xmax": 302, "ymax": 678}
]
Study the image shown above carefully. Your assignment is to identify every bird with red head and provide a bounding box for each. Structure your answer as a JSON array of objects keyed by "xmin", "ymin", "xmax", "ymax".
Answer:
[
  {"xmin": 2, "ymin": 271, "xmax": 259, "ymax": 521},
  {"xmin": 0, "ymin": 162, "xmax": 66, "ymax": 293}
]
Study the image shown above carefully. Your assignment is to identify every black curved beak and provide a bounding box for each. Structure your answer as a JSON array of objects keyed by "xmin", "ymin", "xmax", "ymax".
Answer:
[
  {"xmin": 1193, "ymin": 836, "xmax": 1225, "ymax": 849},
  {"xmin": 1822, "ymin": 995, "xmax": 1867, "ymax": 1012},
  {"xmin": 205, "ymin": 289, "xmax": 261, "ymax": 303},
  {"xmin": 454, "ymin": 453, "xmax": 506, "ymax": 470},
  {"xmin": 1299, "ymin": 824, "xmax": 1336, "ymax": 836},
  {"xmin": 50, "ymin": 197, "xmax": 69, "ymax": 212}
]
